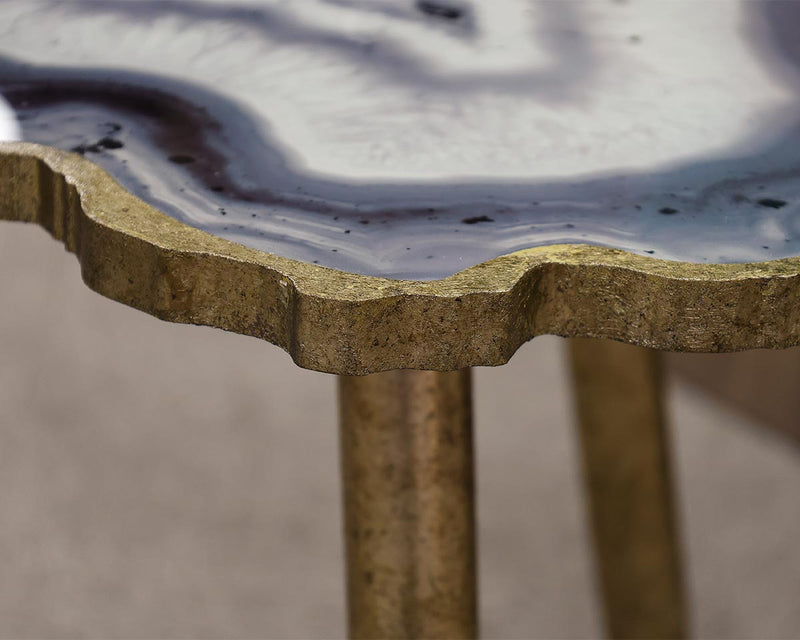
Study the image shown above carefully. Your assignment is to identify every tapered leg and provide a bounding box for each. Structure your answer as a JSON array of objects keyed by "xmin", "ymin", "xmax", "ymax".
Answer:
[
  {"xmin": 339, "ymin": 369, "xmax": 477, "ymax": 640},
  {"xmin": 569, "ymin": 338, "xmax": 687, "ymax": 639}
]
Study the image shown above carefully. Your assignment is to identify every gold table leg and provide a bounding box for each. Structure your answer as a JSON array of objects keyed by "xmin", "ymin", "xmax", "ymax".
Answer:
[
  {"xmin": 339, "ymin": 369, "xmax": 477, "ymax": 640},
  {"xmin": 569, "ymin": 338, "xmax": 687, "ymax": 639}
]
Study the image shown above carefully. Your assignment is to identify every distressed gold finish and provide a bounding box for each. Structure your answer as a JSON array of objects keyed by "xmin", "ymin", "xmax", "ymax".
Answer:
[
  {"xmin": 569, "ymin": 338, "xmax": 686, "ymax": 640},
  {"xmin": 3, "ymin": 142, "xmax": 800, "ymax": 374},
  {"xmin": 339, "ymin": 369, "xmax": 477, "ymax": 640}
]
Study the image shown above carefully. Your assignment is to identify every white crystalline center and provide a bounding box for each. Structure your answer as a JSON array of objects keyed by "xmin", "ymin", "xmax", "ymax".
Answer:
[{"xmin": 0, "ymin": 0, "xmax": 794, "ymax": 181}]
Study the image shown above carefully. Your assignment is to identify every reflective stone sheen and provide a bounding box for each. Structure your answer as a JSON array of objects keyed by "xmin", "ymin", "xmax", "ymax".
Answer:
[{"xmin": 1, "ymin": 0, "xmax": 799, "ymax": 279}]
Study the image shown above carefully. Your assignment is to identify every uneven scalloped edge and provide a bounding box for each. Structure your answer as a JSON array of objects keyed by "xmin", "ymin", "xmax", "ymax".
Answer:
[{"xmin": 2, "ymin": 141, "xmax": 800, "ymax": 374}]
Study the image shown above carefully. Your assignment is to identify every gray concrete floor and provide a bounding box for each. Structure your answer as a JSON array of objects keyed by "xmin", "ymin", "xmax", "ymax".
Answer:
[{"xmin": 0, "ymin": 223, "xmax": 798, "ymax": 639}]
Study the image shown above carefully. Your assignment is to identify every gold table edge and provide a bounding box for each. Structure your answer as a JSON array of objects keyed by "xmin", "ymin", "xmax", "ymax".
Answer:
[{"xmin": 3, "ymin": 141, "xmax": 799, "ymax": 374}]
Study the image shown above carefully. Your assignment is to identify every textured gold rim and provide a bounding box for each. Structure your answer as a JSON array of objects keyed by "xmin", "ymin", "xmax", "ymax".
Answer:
[{"xmin": 2, "ymin": 141, "xmax": 799, "ymax": 374}]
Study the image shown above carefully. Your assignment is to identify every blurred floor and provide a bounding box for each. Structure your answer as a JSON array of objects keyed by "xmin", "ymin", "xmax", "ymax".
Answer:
[{"xmin": 0, "ymin": 223, "xmax": 798, "ymax": 639}]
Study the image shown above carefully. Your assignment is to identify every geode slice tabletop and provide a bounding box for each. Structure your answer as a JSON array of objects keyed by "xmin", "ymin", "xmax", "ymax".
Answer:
[
  {"xmin": 1, "ymin": 0, "xmax": 799, "ymax": 280},
  {"xmin": 3, "ymin": 1, "xmax": 800, "ymax": 374}
]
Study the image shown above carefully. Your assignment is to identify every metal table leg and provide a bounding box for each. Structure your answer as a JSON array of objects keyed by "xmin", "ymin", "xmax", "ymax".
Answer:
[
  {"xmin": 339, "ymin": 369, "xmax": 477, "ymax": 640},
  {"xmin": 569, "ymin": 338, "xmax": 687, "ymax": 639}
]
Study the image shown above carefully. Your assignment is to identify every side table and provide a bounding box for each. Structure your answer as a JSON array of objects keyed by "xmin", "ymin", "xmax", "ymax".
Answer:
[
  {"xmin": 3, "ymin": 2, "xmax": 800, "ymax": 637},
  {"xmin": 3, "ymin": 144, "xmax": 800, "ymax": 639}
]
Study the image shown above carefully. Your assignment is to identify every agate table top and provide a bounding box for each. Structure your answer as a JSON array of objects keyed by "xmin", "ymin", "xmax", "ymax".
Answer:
[
  {"xmin": 2, "ymin": 1, "xmax": 800, "ymax": 374},
  {"xmin": 2, "ymin": 0, "xmax": 799, "ymax": 279}
]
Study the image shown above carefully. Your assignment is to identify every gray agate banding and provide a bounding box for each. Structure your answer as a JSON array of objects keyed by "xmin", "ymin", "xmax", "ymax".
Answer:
[{"xmin": 1, "ymin": 0, "xmax": 799, "ymax": 280}]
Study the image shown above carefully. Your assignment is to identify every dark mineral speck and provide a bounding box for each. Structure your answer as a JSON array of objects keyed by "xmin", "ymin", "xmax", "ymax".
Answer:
[
  {"xmin": 462, "ymin": 215, "xmax": 494, "ymax": 224},
  {"xmin": 169, "ymin": 154, "xmax": 195, "ymax": 164},
  {"xmin": 757, "ymin": 198, "xmax": 787, "ymax": 209},
  {"xmin": 416, "ymin": 0, "xmax": 463, "ymax": 20},
  {"xmin": 97, "ymin": 136, "xmax": 123, "ymax": 149},
  {"xmin": 71, "ymin": 136, "xmax": 124, "ymax": 152}
]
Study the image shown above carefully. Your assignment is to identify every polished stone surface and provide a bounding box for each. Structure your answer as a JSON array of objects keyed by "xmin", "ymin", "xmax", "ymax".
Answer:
[{"xmin": 1, "ymin": 0, "xmax": 799, "ymax": 279}]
